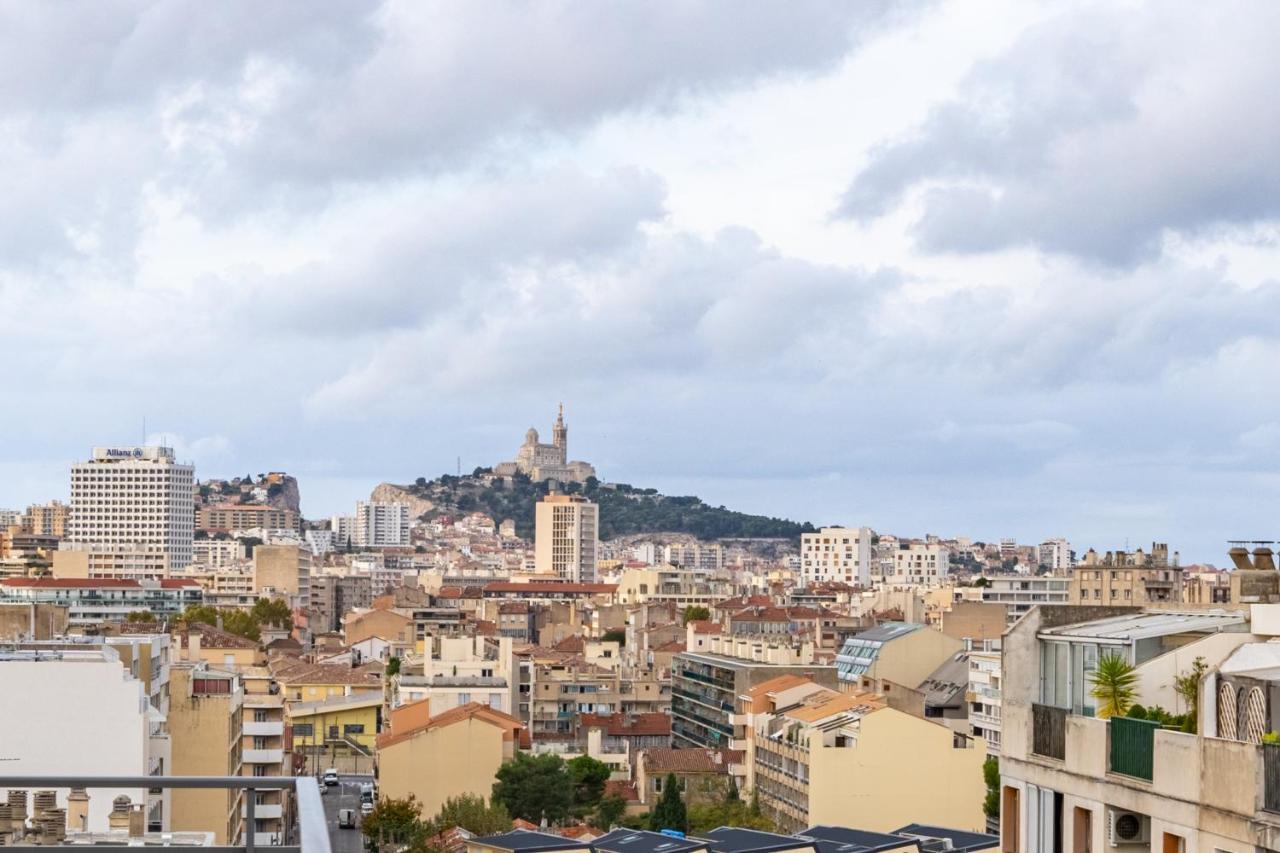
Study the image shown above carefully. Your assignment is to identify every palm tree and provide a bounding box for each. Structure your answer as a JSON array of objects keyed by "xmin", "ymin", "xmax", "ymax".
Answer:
[{"xmin": 1090, "ymin": 653, "xmax": 1138, "ymax": 718}]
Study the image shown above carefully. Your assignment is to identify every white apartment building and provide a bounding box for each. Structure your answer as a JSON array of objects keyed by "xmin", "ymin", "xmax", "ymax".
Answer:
[
  {"xmin": 534, "ymin": 494, "xmax": 598, "ymax": 583},
  {"xmin": 63, "ymin": 446, "xmax": 195, "ymax": 579},
  {"xmin": 330, "ymin": 515, "xmax": 356, "ymax": 548},
  {"xmin": 304, "ymin": 529, "xmax": 335, "ymax": 555},
  {"xmin": 192, "ymin": 537, "xmax": 247, "ymax": 569},
  {"xmin": 391, "ymin": 636, "xmax": 517, "ymax": 716},
  {"xmin": 664, "ymin": 542, "xmax": 724, "ymax": 573},
  {"xmin": 967, "ymin": 638, "xmax": 1002, "ymax": 755},
  {"xmin": 800, "ymin": 526, "xmax": 873, "ymax": 587},
  {"xmin": 889, "ymin": 540, "xmax": 950, "ymax": 585},
  {"xmin": 1037, "ymin": 538, "xmax": 1074, "ymax": 571},
  {"xmin": 353, "ymin": 501, "xmax": 410, "ymax": 547},
  {"xmin": 981, "ymin": 575, "xmax": 1070, "ymax": 625},
  {"xmin": 0, "ymin": 643, "xmax": 169, "ymax": 832}
]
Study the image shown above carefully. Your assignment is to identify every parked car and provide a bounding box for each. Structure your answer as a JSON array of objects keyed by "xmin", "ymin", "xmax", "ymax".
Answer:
[
  {"xmin": 360, "ymin": 800, "xmax": 375, "ymax": 816},
  {"xmin": 338, "ymin": 809, "xmax": 357, "ymax": 829},
  {"xmin": 323, "ymin": 769, "xmax": 339, "ymax": 787}
]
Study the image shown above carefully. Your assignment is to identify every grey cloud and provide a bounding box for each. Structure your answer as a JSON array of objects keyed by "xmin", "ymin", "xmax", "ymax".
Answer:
[{"xmin": 838, "ymin": 3, "xmax": 1280, "ymax": 265}]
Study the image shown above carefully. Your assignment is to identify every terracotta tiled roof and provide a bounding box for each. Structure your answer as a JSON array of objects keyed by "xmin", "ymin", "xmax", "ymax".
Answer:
[
  {"xmin": 640, "ymin": 747, "xmax": 742, "ymax": 774},
  {"xmin": 1, "ymin": 577, "xmax": 141, "ymax": 588},
  {"xmin": 579, "ymin": 712, "xmax": 671, "ymax": 737},
  {"xmin": 651, "ymin": 641, "xmax": 686, "ymax": 653},
  {"xmin": 688, "ymin": 620, "xmax": 720, "ymax": 634},
  {"xmin": 553, "ymin": 635, "xmax": 585, "ymax": 653},
  {"xmin": 603, "ymin": 780, "xmax": 639, "ymax": 802},
  {"xmin": 180, "ymin": 623, "xmax": 261, "ymax": 650},
  {"xmin": 713, "ymin": 594, "xmax": 771, "ymax": 611},
  {"xmin": 274, "ymin": 661, "xmax": 383, "ymax": 685},
  {"xmin": 484, "ymin": 582, "xmax": 617, "ymax": 594},
  {"xmin": 375, "ymin": 701, "xmax": 523, "ymax": 750}
]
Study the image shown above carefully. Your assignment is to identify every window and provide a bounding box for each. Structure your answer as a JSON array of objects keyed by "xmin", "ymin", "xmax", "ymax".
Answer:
[
  {"xmin": 294, "ymin": 723, "xmax": 313, "ymax": 737},
  {"xmin": 344, "ymin": 724, "xmax": 364, "ymax": 735},
  {"xmin": 254, "ymin": 710, "xmax": 269, "ymax": 722}
]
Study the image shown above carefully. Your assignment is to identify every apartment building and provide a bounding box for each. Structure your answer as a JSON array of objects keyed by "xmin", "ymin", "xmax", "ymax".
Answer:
[
  {"xmin": 665, "ymin": 542, "xmax": 725, "ymax": 573},
  {"xmin": 191, "ymin": 536, "xmax": 248, "ymax": 569},
  {"xmin": 167, "ymin": 663, "xmax": 244, "ymax": 845},
  {"xmin": 1037, "ymin": 539, "xmax": 1073, "ymax": 571},
  {"xmin": 377, "ymin": 701, "xmax": 522, "ymax": 819},
  {"xmin": 0, "ymin": 643, "xmax": 167, "ymax": 832},
  {"xmin": 835, "ymin": 623, "xmax": 964, "ymax": 694},
  {"xmin": 888, "ymin": 541, "xmax": 950, "ymax": 585},
  {"xmin": 967, "ymin": 640, "xmax": 1003, "ymax": 755},
  {"xmin": 981, "ymin": 576, "xmax": 1070, "ymax": 625},
  {"xmin": 25, "ymin": 500, "xmax": 69, "ymax": 537},
  {"xmin": 310, "ymin": 573, "xmax": 373, "ymax": 633},
  {"xmin": 253, "ymin": 543, "xmax": 311, "ymax": 608},
  {"xmin": 671, "ymin": 650, "xmax": 837, "ymax": 749},
  {"xmin": 635, "ymin": 747, "xmax": 746, "ymax": 807},
  {"xmin": 178, "ymin": 566, "xmax": 257, "ymax": 609},
  {"xmin": 526, "ymin": 658, "xmax": 668, "ymax": 741},
  {"xmin": 391, "ymin": 635, "xmax": 517, "ymax": 716},
  {"xmin": 615, "ymin": 564, "xmax": 728, "ymax": 608},
  {"xmin": 744, "ymin": 676, "xmax": 986, "ymax": 834},
  {"xmin": 800, "ymin": 527, "xmax": 873, "ymax": 588},
  {"xmin": 997, "ymin": 604, "xmax": 1274, "ymax": 853},
  {"xmin": 534, "ymin": 494, "xmax": 599, "ymax": 583},
  {"xmin": 197, "ymin": 504, "xmax": 300, "ymax": 533},
  {"xmin": 0, "ymin": 577, "xmax": 202, "ymax": 624},
  {"xmin": 1069, "ymin": 543, "xmax": 1183, "ymax": 606},
  {"xmin": 60, "ymin": 446, "xmax": 195, "ymax": 580},
  {"xmin": 240, "ymin": 668, "xmax": 289, "ymax": 846},
  {"xmin": 353, "ymin": 501, "xmax": 410, "ymax": 547}
]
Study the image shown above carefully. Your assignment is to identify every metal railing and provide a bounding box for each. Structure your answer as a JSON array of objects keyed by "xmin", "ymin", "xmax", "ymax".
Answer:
[
  {"xmin": 1109, "ymin": 716, "xmax": 1159, "ymax": 780},
  {"xmin": 1264, "ymin": 743, "xmax": 1280, "ymax": 813},
  {"xmin": 0, "ymin": 775, "xmax": 330, "ymax": 853},
  {"xmin": 1031, "ymin": 703, "xmax": 1067, "ymax": 760}
]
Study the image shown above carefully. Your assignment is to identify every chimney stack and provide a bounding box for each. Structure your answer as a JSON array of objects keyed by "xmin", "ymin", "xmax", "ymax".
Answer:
[
  {"xmin": 189, "ymin": 629, "xmax": 202, "ymax": 661},
  {"xmin": 1255, "ymin": 547, "xmax": 1276, "ymax": 573},
  {"xmin": 107, "ymin": 797, "xmax": 131, "ymax": 833},
  {"xmin": 127, "ymin": 805, "xmax": 145, "ymax": 839},
  {"xmin": 1229, "ymin": 546, "xmax": 1253, "ymax": 571},
  {"xmin": 65, "ymin": 789, "xmax": 89, "ymax": 833},
  {"xmin": 6, "ymin": 791, "xmax": 27, "ymax": 833}
]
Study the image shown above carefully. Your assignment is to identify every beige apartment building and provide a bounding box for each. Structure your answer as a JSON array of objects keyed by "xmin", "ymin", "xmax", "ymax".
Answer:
[
  {"xmin": 25, "ymin": 500, "xmax": 69, "ymax": 537},
  {"xmin": 534, "ymin": 494, "xmax": 598, "ymax": 583},
  {"xmin": 253, "ymin": 544, "xmax": 311, "ymax": 608},
  {"xmin": 526, "ymin": 657, "xmax": 668, "ymax": 741},
  {"xmin": 1068, "ymin": 543, "xmax": 1183, "ymax": 605},
  {"xmin": 167, "ymin": 663, "xmax": 244, "ymax": 845},
  {"xmin": 996, "ymin": 603, "xmax": 1280, "ymax": 853},
  {"xmin": 377, "ymin": 701, "xmax": 523, "ymax": 818},
  {"xmin": 744, "ymin": 675, "xmax": 987, "ymax": 834},
  {"xmin": 240, "ymin": 668, "xmax": 290, "ymax": 845},
  {"xmin": 197, "ymin": 504, "xmax": 300, "ymax": 533}
]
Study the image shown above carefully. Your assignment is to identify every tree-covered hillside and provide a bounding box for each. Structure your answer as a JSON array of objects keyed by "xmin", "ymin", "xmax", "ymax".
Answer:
[{"xmin": 407, "ymin": 471, "xmax": 813, "ymax": 541}]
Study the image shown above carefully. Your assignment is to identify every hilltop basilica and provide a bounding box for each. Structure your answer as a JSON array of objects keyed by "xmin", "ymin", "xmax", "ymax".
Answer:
[{"xmin": 493, "ymin": 405, "xmax": 597, "ymax": 484}]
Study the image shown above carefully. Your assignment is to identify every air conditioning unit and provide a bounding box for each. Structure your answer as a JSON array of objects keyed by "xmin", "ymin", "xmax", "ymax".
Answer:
[{"xmin": 1109, "ymin": 810, "xmax": 1150, "ymax": 846}]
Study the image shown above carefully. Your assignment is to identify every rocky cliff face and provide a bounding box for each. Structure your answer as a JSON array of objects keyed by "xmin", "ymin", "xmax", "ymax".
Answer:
[
  {"xmin": 267, "ymin": 475, "xmax": 302, "ymax": 514},
  {"xmin": 370, "ymin": 482, "xmax": 434, "ymax": 519}
]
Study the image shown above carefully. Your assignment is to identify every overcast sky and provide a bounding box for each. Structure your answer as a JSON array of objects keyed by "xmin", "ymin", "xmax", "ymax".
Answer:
[{"xmin": 3, "ymin": 1, "xmax": 1279, "ymax": 563}]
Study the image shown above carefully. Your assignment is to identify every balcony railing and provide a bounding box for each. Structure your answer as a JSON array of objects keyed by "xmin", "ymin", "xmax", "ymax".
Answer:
[
  {"xmin": 0, "ymin": 775, "xmax": 329, "ymax": 853},
  {"xmin": 1109, "ymin": 716, "xmax": 1159, "ymax": 780},
  {"xmin": 1264, "ymin": 743, "xmax": 1280, "ymax": 813},
  {"xmin": 1031, "ymin": 703, "xmax": 1067, "ymax": 760}
]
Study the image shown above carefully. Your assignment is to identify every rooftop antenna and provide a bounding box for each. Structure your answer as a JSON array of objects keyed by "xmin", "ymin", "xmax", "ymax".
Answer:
[{"xmin": 457, "ymin": 456, "xmax": 461, "ymax": 476}]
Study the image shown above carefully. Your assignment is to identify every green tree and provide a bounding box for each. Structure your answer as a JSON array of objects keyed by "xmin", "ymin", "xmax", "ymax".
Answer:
[
  {"xmin": 1089, "ymin": 653, "xmax": 1138, "ymax": 718},
  {"xmin": 748, "ymin": 787, "xmax": 761, "ymax": 819},
  {"xmin": 386, "ymin": 657, "xmax": 401, "ymax": 676},
  {"xmin": 222, "ymin": 610, "xmax": 262, "ymax": 642},
  {"xmin": 251, "ymin": 597, "xmax": 293, "ymax": 628},
  {"xmin": 568, "ymin": 755, "xmax": 611, "ymax": 815},
  {"xmin": 1173, "ymin": 656, "xmax": 1207, "ymax": 722},
  {"xmin": 648, "ymin": 775, "xmax": 687, "ymax": 834},
  {"xmin": 725, "ymin": 777, "xmax": 739, "ymax": 802},
  {"xmin": 682, "ymin": 605, "xmax": 711, "ymax": 625},
  {"xmin": 362, "ymin": 796, "xmax": 428, "ymax": 853},
  {"xmin": 126, "ymin": 610, "xmax": 156, "ymax": 623},
  {"xmin": 601, "ymin": 629, "xmax": 626, "ymax": 645},
  {"xmin": 492, "ymin": 753, "xmax": 573, "ymax": 824},
  {"xmin": 982, "ymin": 757, "xmax": 1000, "ymax": 818},
  {"xmin": 594, "ymin": 794, "xmax": 627, "ymax": 830},
  {"xmin": 973, "ymin": 577, "xmax": 991, "ymax": 588},
  {"xmin": 430, "ymin": 794, "xmax": 510, "ymax": 836}
]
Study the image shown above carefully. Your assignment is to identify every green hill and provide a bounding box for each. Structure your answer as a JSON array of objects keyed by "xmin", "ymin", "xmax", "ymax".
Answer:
[{"xmin": 406, "ymin": 471, "xmax": 814, "ymax": 541}]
